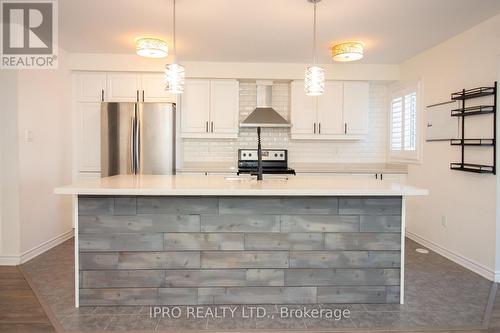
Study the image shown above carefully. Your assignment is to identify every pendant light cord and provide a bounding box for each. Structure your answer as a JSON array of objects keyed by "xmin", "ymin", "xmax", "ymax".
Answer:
[
  {"xmin": 313, "ymin": 1, "xmax": 317, "ymax": 65},
  {"xmin": 172, "ymin": 0, "xmax": 177, "ymax": 61}
]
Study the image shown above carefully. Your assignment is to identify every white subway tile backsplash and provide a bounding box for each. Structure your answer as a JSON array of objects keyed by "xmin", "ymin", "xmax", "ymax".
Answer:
[{"xmin": 182, "ymin": 82, "xmax": 388, "ymax": 163}]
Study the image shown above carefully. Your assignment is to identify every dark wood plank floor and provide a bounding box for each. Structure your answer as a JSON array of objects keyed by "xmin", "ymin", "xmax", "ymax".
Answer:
[{"xmin": 0, "ymin": 266, "xmax": 55, "ymax": 333}]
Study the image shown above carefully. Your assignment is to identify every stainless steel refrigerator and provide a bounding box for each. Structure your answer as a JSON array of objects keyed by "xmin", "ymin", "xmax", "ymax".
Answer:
[{"xmin": 101, "ymin": 103, "xmax": 176, "ymax": 177}]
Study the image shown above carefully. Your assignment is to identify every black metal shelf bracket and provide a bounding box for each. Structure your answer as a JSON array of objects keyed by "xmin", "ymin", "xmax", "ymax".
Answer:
[{"xmin": 449, "ymin": 82, "xmax": 497, "ymax": 175}]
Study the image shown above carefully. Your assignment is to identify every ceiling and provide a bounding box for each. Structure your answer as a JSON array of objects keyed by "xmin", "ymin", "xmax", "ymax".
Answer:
[{"xmin": 59, "ymin": 0, "xmax": 500, "ymax": 64}]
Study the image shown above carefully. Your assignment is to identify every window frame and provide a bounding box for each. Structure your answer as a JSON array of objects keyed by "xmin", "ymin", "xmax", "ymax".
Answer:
[{"xmin": 388, "ymin": 82, "xmax": 422, "ymax": 164}]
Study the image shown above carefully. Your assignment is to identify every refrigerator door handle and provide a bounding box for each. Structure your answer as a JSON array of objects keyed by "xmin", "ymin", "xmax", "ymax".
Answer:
[
  {"xmin": 135, "ymin": 109, "xmax": 141, "ymax": 174},
  {"xmin": 130, "ymin": 116, "xmax": 136, "ymax": 174}
]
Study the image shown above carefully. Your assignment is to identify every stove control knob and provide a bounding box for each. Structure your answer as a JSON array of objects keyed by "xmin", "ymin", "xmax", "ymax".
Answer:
[
  {"xmin": 249, "ymin": 153, "xmax": 252, "ymax": 157},
  {"xmin": 274, "ymin": 153, "xmax": 278, "ymax": 157},
  {"xmin": 280, "ymin": 153, "xmax": 283, "ymax": 157}
]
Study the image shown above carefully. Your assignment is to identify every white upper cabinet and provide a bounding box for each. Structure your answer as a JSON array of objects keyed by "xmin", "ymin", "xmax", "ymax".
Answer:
[
  {"xmin": 75, "ymin": 72, "xmax": 106, "ymax": 102},
  {"xmin": 209, "ymin": 80, "xmax": 239, "ymax": 135},
  {"xmin": 343, "ymin": 81, "xmax": 369, "ymax": 135},
  {"xmin": 290, "ymin": 81, "xmax": 317, "ymax": 135},
  {"xmin": 181, "ymin": 79, "xmax": 211, "ymax": 135},
  {"xmin": 141, "ymin": 74, "xmax": 177, "ymax": 103},
  {"xmin": 291, "ymin": 80, "xmax": 369, "ymax": 140},
  {"xmin": 181, "ymin": 79, "xmax": 239, "ymax": 138},
  {"xmin": 317, "ymin": 81, "xmax": 344, "ymax": 135},
  {"xmin": 106, "ymin": 73, "xmax": 142, "ymax": 102}
]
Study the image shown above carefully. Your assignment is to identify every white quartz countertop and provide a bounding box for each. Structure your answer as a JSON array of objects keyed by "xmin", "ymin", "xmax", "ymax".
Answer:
[
  {"xmin": 177, "ymin": 162, "xmax": 408, "ymax": 174},
  {"xmin": 55, "ymin": 175, "xmax": 428, "ymax": 196}
]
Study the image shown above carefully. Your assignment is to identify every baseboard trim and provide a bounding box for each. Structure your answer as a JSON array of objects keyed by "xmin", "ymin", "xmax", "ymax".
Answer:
[
  {"xmin": 406, "ymin": 230, "xmax": 495, "ymax": 281},
  {"xmin": 0, "ymin": 255, "xmax": 21, "ymax": 265},
  {"xmin": 19, "ymin": 229, "xmax": 74, "ymax": 264}
]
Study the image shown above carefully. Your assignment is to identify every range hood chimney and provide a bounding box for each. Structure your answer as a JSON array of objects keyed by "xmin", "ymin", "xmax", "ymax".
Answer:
[{"xmin": 240, "ymin": 80, "xmax": 291, "ymax": 128}]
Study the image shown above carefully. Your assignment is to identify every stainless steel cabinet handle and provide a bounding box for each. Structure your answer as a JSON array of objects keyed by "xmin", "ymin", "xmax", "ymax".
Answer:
[
  {"xmin": 211, "ymin": 121, "xmax": 214, "ymax": 133},
  {"xmin": 319, "ymin": 123, "xmax": 321, "ymax": 134},
  {"xmin": 136, "ymin": 90, "xmax": 139, "ymax": 102},
  {"xmin": 142, "ymin": 90, "xmax": 145, "ymax": 102},
  {"xmin": 344, "ymin": 123, "xmax": 347, "ymax": 134},
  {"xmin": 206, "ymin": 121, "xmax": 209, "ymax": 133},
  {"xmin": 101, "ymin": 89, "xmax": 104, "ymax": 102},
  {"xmin": 313, "ymin": 123, "xmax": 316, "ymax": 134}
]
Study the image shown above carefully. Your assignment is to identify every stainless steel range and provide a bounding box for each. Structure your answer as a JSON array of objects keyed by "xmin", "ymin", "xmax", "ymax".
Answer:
[{"xmin": 237, "ymin": 149, "xmax": 295, "ymax": 175}]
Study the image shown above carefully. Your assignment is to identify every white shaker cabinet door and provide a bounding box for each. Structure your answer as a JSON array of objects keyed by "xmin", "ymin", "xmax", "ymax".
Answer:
[
  {"xmin": 141, "ymin": 74, "xmax": 177, "ymax": 103},
  {"xmin": 209, "ymin": 79, "xmax": 239, "ymax": 137},
  {"xmin": 343, "ymin": 81, "xmax": 369, "ymax": 135},
  {"xmin": 77, "ymin": 102, "xmax": 101, "ymax": 172},
  {"xmin": 75, "ymin": 72, "xmax": 106, "ymax": 102},
  {"xmin": 106, "ymin": 73, "xmax": 141, "ymax": 102},
  {"xmin": 181, "ymin": 79, "xmax": 211, "ymax": 137},
  {"xmin": 317, "ymin": 81, "xmax": 344, "ymax": 135},
  {"xmin": 291, "ymin": 80, "xmax": 317, "ymax": 137}
]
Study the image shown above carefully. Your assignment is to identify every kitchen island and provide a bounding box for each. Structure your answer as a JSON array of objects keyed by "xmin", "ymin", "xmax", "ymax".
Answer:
[{"xmin": 55, "ymin": 175, "xmax": 427, "ymax": 307}]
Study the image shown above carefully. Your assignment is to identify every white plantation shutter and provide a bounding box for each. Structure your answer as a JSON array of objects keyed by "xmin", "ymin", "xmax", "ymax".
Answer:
[
  {"xmin": 391, "ymin": 97, "xmax": 403, "ymax": 151},
  {"xmin": 390, "ymin": 85, "xmax": 420, "ymax": 161}
]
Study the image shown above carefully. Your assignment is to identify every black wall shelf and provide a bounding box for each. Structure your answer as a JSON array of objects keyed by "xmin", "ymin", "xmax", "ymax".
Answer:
[
  {"xmin": 451, "ymin": 86, "xmax": 495, "ymax": 100},
  {"xmin": 450, "ymin": 105, "xmax": 494, "ymax": 117},
  {"xmin": 450, "ymin": 163, "xmax": 495, "ymax": 174},
  {"xmin": 450, "ymin": 139, "xmax": 494, "ymax": 146},
  {"xmin": 450, "ymin": 82, "xmax": 497, "ymax": 175}
]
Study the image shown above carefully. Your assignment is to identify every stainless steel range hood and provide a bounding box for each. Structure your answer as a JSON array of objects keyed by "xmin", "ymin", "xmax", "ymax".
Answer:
[{"xmin": 240, "ymin": 80, "xmax": 291, "ymax": 128}]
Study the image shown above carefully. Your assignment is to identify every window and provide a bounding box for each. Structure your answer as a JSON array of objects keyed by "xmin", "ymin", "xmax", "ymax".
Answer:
[{"xmin": 389, "ymin": 84, "xmax": 420, "ymax": 162}]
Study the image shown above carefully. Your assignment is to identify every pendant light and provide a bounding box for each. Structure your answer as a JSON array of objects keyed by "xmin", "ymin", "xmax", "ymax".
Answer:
[
  {"xmin": 165, "ymin": 0, "xmax": 185, "ymax": 94},
  {"xmin": 304, "ymin": 0, "xmax": 325, "ymax": 96}
]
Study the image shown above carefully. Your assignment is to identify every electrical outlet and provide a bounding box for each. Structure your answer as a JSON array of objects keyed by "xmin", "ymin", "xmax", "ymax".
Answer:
[
  {"xmin": 24, "ymin": 130, "xmax": 34, "ymax": 142},
  {"xmin": 441, "ymin": 215, "xmax": 448, "ymax": 228}
]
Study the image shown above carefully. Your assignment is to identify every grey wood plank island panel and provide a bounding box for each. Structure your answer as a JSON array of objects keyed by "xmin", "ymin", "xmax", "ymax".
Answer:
[
  {"xmin": 285, "ymin": 268, "xmax": 400, "ymax": 286},
  {"xmin": 164, "ymin": 233, "xmax": 244, "ymax": 250},
  {"xmin": 81, "ymin": 270, "xmax": 165, "ymax": 288},
  {"xmin": 219, "ymin": 197, "xmax": 339, "ymax": 215},
  {"xmin": 136, "ymin": 196, "xmax": 218, "ymax": 214},
  {"xmin": 280, "ymin": 215, "xmax": 360, "ymax": 232},
  {"xmin": 79, "ymin": 233, "xmax": 163, "ymax": 252},
  {"xmin": 201, "ymin": 251, "xmax": 289, "ymax": 269},
  {"xmin": 317, "ymin": 286, "xmax": 400, "ymax": 303},
  {"xmin": 339, "ymin": 197, "xmax": 402, "ymax": 215},
  {"xmin": 324, "ymin": 233, "xmax": 401, "ymax": 250},
  {"xmin": 201, "ymin": 215, "xmax": 280, "ymax": 233},
  {"xmin": 78, "ymin": 196, "xmax": 114, "ymax": 216},
  {"xmin": 289, "ymin": 251, "xmax": 401, "ymax": 268},
  {"xmin": 79, "ymin": 252, "xmax": 200, "ymax": 270},
  {"xmin": 198, "ymin": 287, "xmax": 317, "ymax": 304},
  {"xmin": 80, "ymin": 288, "xmax": 160, "ymax": 306},
  {"xmin": 75, "ymin": 195, "xmax": 405, "ymax": 305},
  {"xmin": 164, "ymin": 269, "xmax": 284, "ymax": 287},
  {"xmin": 79, "ymin": 215, "xmax": 200, "ymax": 233},
  {"xmin": 114, "ymin": 197, "xmax": 137, "ymax": 215},
  {"xmin": 244, "ymin": 233, "xmax": 323, "ymax": 250},
  {"xmin": 360, "ymin": 215, "xmax": 402, "ymax": 232}
]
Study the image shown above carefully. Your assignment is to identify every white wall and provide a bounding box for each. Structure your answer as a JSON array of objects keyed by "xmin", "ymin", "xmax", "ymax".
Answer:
[
  {"xmin": 0, "ymin": 48, "xmax": 74, "ymax": 264},
  {"xmin": 0, "ymin": 70, "xmax": 21, "ymax": 263},
  {"xmin": 401, "ymin": 13, "xmax": 500, "ymax": 280},
  {"xmin": 16, "ymin": 48, "xmax": 74, "ymax": 256},
  {"xmin": 183, "ymin": 82, "xmax": 389, "ymax": 164}
]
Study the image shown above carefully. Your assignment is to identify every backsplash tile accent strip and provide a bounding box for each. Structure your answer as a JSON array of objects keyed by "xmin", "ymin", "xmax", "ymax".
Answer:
[{"xmin": 182, "ymin": 82, "xmax": 388, "ymax": 163}]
